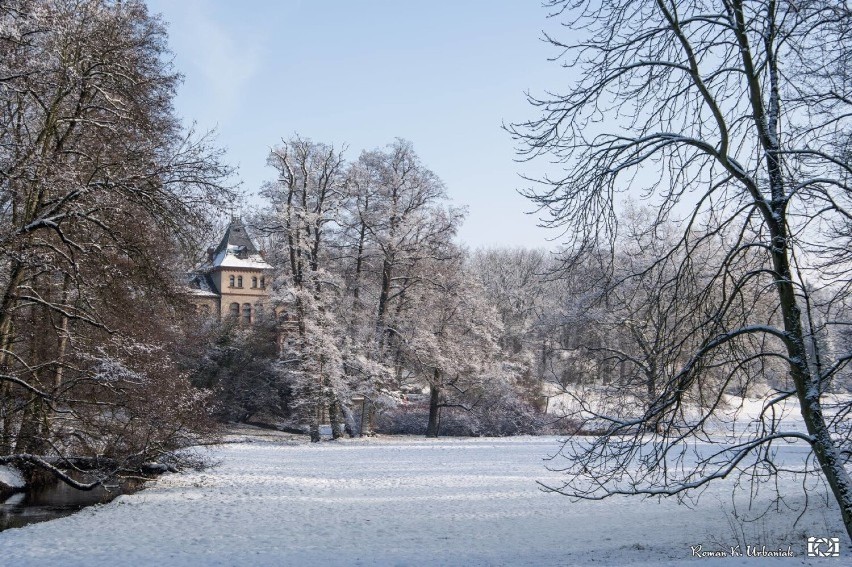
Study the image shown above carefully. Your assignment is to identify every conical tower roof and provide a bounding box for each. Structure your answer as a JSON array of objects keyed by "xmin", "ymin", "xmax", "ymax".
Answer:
[
  {"xmin": 213, "ymin": 218, "xmax": 259, "ymax": 256},
  {"xmin": 209, "ymin": 218, "xmax": 271, "ymax": 271}
]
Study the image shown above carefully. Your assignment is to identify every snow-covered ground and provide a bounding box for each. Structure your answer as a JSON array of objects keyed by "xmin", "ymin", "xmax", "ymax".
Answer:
[
  {"xmin": 0, "ymin": 465, "xmax": 25, "ymax": 490},
  {"xmin": 0, "ymin": 430, "xmax": 846, "ymax": 566}
]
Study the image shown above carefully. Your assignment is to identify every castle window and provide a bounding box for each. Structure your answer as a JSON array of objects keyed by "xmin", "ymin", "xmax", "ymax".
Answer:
[
  {"xmin": 242, "ymin": 303, "xmax": 252, "ymax": 324},
  {"xmin": 229, "ymin": 302, "xmax": 239, "ymax": 318},
  {"xmin": 229, "ymin": 275, "xmax": 235, "ymax": 287},
  {"xmin": 252, "ymin": 276, "xmax": 258, "ymax": 288},
  {"xmin": 260, "ymin": 276, "xmax": 266, "ymax": 289},
  {"xmin": 237, "ymin": 276, "xmax": 243, "ymax": 288}
]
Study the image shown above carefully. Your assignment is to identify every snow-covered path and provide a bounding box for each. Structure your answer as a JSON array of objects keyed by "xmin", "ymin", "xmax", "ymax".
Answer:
[{"xmin": 0, "ymin": 433, "xmax": 845, "ymax": 566}]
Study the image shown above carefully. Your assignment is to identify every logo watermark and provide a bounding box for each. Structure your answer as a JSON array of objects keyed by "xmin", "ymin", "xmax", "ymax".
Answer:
[
  {"xmin": 688, "ymin": 536, "xmax": 844, "ymax": 559},
  {"xmin": 807, "ymin": 537, "xmax": 840, "ymax": 558}
]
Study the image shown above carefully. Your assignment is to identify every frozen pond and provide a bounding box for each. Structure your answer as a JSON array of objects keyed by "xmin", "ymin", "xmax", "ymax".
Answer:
[
  {"xmin": 0, "ymin": 432, "xmax": 845, "ymax": 565},
  {"xmin": 1, "ymin": 476, "xmax": 143, "ymax": 531}
]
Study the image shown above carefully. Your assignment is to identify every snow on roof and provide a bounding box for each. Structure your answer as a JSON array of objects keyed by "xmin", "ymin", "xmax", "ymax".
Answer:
[
  {"xmin": 208, "ymin": 218, "xmax": 272, "ymax": 271},
  {"xmin": 214, "ymin": 218, "xmax": 258, "ymax": 256},
  {"xmin": 185, "ymin": 272, "xmax": 220, "ymax": 298},
  {"xmin": 187, "ymin": 288, "xmax": 220, "ymax": 298},
  {"xmin": 211, "ymin": 245, "xmax": 272, "ymax": 270}
]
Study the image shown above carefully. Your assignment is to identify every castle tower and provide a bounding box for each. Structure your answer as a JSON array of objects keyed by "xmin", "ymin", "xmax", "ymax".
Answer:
[{"xmin": 187, "ymin": 218, "xmax": 272, "ymax": 322}]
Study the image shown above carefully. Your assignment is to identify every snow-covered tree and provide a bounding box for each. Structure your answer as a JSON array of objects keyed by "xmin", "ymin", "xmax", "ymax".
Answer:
[
  {"xmin": 255, "ymin": 137, "xmax": 548, "ymax": 438},
  {"xmin": 471, "ymin": 247, "xmax": 563, "ymax": 409},
  {"xmin": 333, "ymin": 140, "xmax": 465, "ymax": 433},
  {"xmin": 396, "ymin": 250, "xmax": 502, "ymax": 437},
  {"xmin": 257, "ymin": 136, "xmax": 357, "ymax": 441}
]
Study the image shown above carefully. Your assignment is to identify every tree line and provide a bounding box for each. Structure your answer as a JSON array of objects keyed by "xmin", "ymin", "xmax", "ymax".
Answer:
[
  {"xmin": 202, "ymin": 137, "xmax": 549, "ymax": 441},
  {"xmin": 206, "ymin": 135, "xmax": 836, "ymax": 453}
]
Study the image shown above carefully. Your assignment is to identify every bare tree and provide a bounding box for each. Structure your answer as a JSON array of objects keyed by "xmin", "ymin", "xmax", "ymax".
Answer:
[
  {"xmin": 0, "ymin": 0, "xmax": 233, "ymax": 486},
  {"xmin": 581, "ymin": 206, "xmax": 715, "ymax": 421},
  {"xmin": 255, "ymin": 137, "xmax": 543, "ymax": 438},
  {"xmin": 510, "ymin": 0, "xmax": 852, "ymax": 540}
]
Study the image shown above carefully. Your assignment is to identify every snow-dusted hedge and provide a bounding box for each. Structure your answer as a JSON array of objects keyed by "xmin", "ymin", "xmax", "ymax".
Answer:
[{"xmin": 375, "ymin": 398, "xmax": 543, "ymax": 437}]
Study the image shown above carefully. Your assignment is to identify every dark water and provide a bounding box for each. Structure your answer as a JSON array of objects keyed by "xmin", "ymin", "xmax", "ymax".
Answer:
[{"xmin": 0, "ymin": 477, "xmax": 144, "ymax": 531}]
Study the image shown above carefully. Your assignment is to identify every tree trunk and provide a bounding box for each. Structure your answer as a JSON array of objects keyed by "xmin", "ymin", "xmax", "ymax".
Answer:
[
  {"xmin": 14, "ymin": 398, "xmax": 44, "ymax": 455},
  {"xmin": 754, "ymin": 8, "xmax": 852, "ymax": 541},
  {"xmin": 644, "ymin": 365, "xmax": 662, "ymax": 434},
  {"xmin": 0, "ymin": 263, "xmax": 25, "ymax": 455},
  {"xmin": 771, "ymin": 236, "xmax": 852, "ymax": 541},
  {"xmin": 14, "ymin": 304, "xmax": 45, "ymax": 455},
  {"xmin": 352, "ymin": 206, "xmax": 367, "ymax": 302},
  {"xmin": 340, "ymin": 402, "xmax": 356, "ymax": 438},
  {"xmin": 376, "ymin": 256, "xmax": 393, "ymax": 345},
  {"xmin": 329, "ymin": 396, "xmax": 342, "ymax": 440},
  {"xmin": 50, "ymin": 274, "xmax": 72, "ymax": 385},
  {"xmin": 357, "ymin": 397, "xmax": 376, "ymax": 437},
  {"xmin": 309, "ymin": 408, "xmax": 321, "ymax": 443},
  {"xmin": 358, "ymin": 397, "xmax": 367, "ymax": 437},
  {"xmin": 426, "ymin": 378, "xmax": 441, "ymax": 438}
]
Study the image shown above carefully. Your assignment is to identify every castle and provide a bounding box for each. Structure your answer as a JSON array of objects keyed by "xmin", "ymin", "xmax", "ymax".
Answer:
[{"xmin": 186, "ymin": 218, "xmax": 273, "ymax": 321}]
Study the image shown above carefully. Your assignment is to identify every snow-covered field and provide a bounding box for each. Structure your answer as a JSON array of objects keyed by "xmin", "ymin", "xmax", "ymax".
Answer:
[{"xmin": 0, "ymin": 430, "xmax": 846, "ymax": 566}]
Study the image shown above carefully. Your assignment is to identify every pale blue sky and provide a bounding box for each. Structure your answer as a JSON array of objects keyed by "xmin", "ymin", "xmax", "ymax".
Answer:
[{"xmin": 146, "ymin": 0, "xmax": 567, "ymax": 248}]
